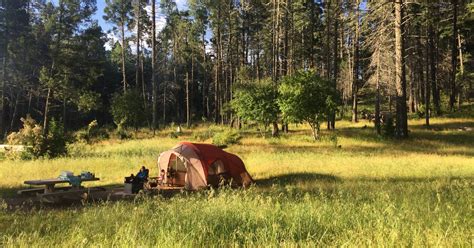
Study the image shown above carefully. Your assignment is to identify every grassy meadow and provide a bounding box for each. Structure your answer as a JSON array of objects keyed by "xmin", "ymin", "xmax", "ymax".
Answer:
[{"xmin": 0, "ymin": 116, "xmax": 473, "ymax": 247}]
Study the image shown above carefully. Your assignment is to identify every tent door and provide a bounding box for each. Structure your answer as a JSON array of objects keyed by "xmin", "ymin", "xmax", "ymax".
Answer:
[{"xmin": 167, "ymin": 154, "xmax": 187, "ymax": 187}]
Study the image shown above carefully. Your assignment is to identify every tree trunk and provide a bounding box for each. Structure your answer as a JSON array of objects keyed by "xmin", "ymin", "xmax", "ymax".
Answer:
[
  {"xmin": 163, "ymin": 82, "xmax": 166, "ymax": 123},
  {"xmin": 424, "ymin": 26, "xmax": 431, "ymax": 127},
  {"xmin": 186, "ymin": 72, "xmax": 190, "ymax": 127},
  {"xmin": 141, "ymin": 52, "xmax": 146, "ymax": 109},
  {"xmin": 215, "ymin": 3, "xmax": 221, "ymax": 124},
  {"xmin": 425, "ymin": 44, "xmax": 431, "ymax": 127},
  {"xmin": 9, "ymin": 91, "xmax": 20, "ymax": 132},
  {"xmin": 271, "ymin": 122, "xmax": 279, "ymax": 137},
  {"xmin": 1, "ymin": 11, "xmax": 9, "ymax": 138},
  {"xmin": 375, "ymin": 50, "xmax": 381, "ymax": 135},
  {"xmin": 457, "ymin": 33, "xmax": 464, "ymax": 107},
  {"xmin": 135, "ymin": 0, "xmax": 141, "ymax": 91},
  {"xmin": 27, "ymin": 90, "xmax": 33, "ymax": 115},
  {"xmin": 449, "ymin": 0, "xmax": 458, "ymax": 111},
  {"xmin": 331, "ymin": 2, "xmax": 338, "ymax": 130},
  {"xmin": 311, "ymin": 122, "xmax": 320, "ymax": 140},
  {"xmin": 352, "ymin": 93, "xmax": 358, "ymax": 122},
  {"xmin": 43, "ymin": 88, "xmax": 51, "ymax": 136},
  {"xmin": 202, "ymin": 32, "xmax": 207, "ymax": 119},
  {"xmin": 428, "ymin": 2, "xmax": 441, "ymax": 115},
  {"xmin": 121, "ymin": 21, "xmax": 127, "ymax": 93},
  {"xmin": 173, "ymin": 65, "xmax": 177, "ymax": 122},
  {"xmin": 325, "ymin": 0, "xmax": 331, "ymax": 81},
  {"xmin": 394, "ymin": 0, "xmax": 408, "ymax": 137},
  {"xmin": 151, "ymin": 0, "xmax": 157, "ymax": 132},
  {"xmin": 63, "ymin": 94, "xmax": 67, "ymax": 131},
  {"xmin": 1, "ymin": 49, "xmax": 7, "ymax": 138},
  {"xmin": 352, "ymin": 0, "xmax": 360, "ymax": 123},
  {"xmin": 214, "ymin": 61, "xmax": 219, "ymax": 124},
  {"xmin": 409, "ymin": 66, "xmax": 415, "ymax": 113}
]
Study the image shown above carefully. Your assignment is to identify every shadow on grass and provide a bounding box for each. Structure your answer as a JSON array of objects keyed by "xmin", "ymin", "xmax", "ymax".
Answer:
[
  {"xmin": 410, "ymin": 121, "xmax": 474, "ymax": 131},
  {"xmin": 0, "ymin": 182, "xmax": 188, "ymax": 211},
  {"xmin": 236, "ymin": 122, "xmax": 474, "ymax": 157},
  {"xmin": 237, "ymin": 141, "xmax": 474, "ymax": 157},
  {"xmin": 255, "ymin": 173, "xmax": 340, "ymax": 187},
  {"xmin": 254, "ymin": 173, "xmax": 473, "ymax": 187},
  {"xmin": 0, "ymin": 183, "xmax": 124, "ymax": 210},
  {"xmin": 347, "ymin": 176, "xmax": 474, "ymax": 183}
]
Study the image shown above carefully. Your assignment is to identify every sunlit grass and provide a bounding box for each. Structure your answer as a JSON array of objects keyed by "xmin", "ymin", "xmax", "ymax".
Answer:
[{"xmin": 0, "ymin": 116, "xmax": 472, "ymax": 246}]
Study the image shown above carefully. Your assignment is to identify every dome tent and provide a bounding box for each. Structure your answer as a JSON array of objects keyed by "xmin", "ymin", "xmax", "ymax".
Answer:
[{"xmin": 158, "ymin": 142, "xmax": 254, "ymax": 190}]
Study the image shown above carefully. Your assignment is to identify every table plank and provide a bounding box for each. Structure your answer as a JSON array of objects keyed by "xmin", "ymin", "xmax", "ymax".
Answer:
[{"xmin": 24, "ymin": 177, "xmax": 100, "ymax": 185}]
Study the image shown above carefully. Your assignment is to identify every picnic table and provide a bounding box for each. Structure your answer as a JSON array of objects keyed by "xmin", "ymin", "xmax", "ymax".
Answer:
[{"xmin": 19, "ymin": 177, "xmax": 104, "ymax": 202}]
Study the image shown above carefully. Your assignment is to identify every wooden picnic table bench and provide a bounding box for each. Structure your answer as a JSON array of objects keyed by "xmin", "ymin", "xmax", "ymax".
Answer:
[
  {"xmin": 19, "ymin": 177, "xmax": 104, "ymax": 202},
  {"xmin": 23, "ymin": 177, "xmax": 100, "ymax": 193}
]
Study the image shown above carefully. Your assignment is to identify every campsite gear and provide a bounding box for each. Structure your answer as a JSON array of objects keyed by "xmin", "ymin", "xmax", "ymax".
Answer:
[
  {"xmin": 124, "ymin": 167, "xmax": 150, "ymax": 194},
  {"xmin": 80, "ymin": 171, "xmax": 95, "ymax": 180},
  {"xmin": 124, "ymin": 180, "xmax": 144, "ymax": 194},
  {"xmin": 157, "ymin": 142, "xmax": 254, "ymax": 190},
  {"xmin": 124, "ymin": 183, "xmax": 133, "ymax": 194},
  {"xmin": 66, "ymin": 176, "xmax": 82, "ymax": 187},
  {"xmin": 60, "ymin": 171, "xmax": 74, "ymax": 178},
  {"xmin": 58, "ymin": 171, "xmax": 93, "ymax": 187}
]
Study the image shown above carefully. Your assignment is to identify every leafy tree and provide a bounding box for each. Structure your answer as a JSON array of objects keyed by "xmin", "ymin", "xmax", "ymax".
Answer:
[
  {"xmin": 231, "ymin": 79, "xmax": 279, "ymax": 136},
  {"xmin": 278, "ymin": 70, "xmax": 339, "ymax": 140},
  {"xmin": 110, "ymin": 90, "xmax": 146, "ymax": 130}
]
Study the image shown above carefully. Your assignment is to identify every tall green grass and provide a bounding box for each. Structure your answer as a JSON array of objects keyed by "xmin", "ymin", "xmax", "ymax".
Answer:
[
  {"xmin": 1, "ymin": 181, "xmax": 471, "ymax": 247},
  {"xmin": 0, "ymin": 117, "xmax": 473, "ymax": 246}
]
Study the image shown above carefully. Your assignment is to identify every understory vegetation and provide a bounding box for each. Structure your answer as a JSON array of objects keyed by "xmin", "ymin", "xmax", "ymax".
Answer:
[{"xmin": 0, "ymin": 116, "xmax": 472, "ymax": 246}]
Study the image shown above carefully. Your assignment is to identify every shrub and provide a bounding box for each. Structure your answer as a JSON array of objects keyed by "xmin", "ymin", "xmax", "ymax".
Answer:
[
  {"xmin": 329, "ymin": 134, "xmax": 339, "ymax": 148},
  {"xmin": 212, "ymin": 129, "xmax": 241, "ymax": 147},
  {"xmin": 168, "ymin": 131, "xmax": 180, "ymax": 139},
  {"xmin": 382, "ymin": 116, "xmax": 395, "ymax": 137},
  {"xmin": 75, "ymin": 120, "xmax": 109, "ymax": 143},
  {"xmin": 6, "ymin": 116, "xmax": 68, "ymax": 159},
  {"xmin": 43, "ymin": 118, "xmax": 68, "ymax": 157},
  {"xmin": 116, "ymin": 119, "xmax": 131, "ymax": 140},
  {"xmin": 6, "ymin": 116, "xmax": 44, "ymax": 159}
]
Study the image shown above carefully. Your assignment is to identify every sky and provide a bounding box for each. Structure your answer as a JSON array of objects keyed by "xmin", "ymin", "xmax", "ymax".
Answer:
[
  {"xmin": 50, "ymin": 0, "xmax": 189, "ymax": 33},
  {"xmin": 49, "ymin": 0, "xmax": 189, "ymax": 50}
]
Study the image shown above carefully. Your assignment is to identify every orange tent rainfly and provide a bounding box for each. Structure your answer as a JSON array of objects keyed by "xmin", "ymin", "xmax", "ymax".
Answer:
[{"xmin": 158, "ymin": 142, "xmax": 254, "ymax": 190}]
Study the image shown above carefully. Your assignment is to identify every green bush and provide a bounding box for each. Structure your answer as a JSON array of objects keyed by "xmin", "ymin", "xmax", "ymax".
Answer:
[
  {"xmin": 212, "ymin": 129, "xmax": 241, "ymax": 147},
  {"xmin": 75, "ymin": 120, "xmax": 109, "ymax": 143},
  {"xmin": 168, "ymin": 131, "xmax": 180, "ymax": 139},
  {"xmin": 6, "ymin": 116, "xmax": 44, "ymax": 159},
  {"xmin": 382, "ymin": 116, "xmax": 395, "ymax": 137},
  {"xmin": 6, "ymin": 116, "xmax": 68, "ymax": 159},
  {"xmin": 43, "ymin": 118, "xmax": 68, "ymax": 157}
]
